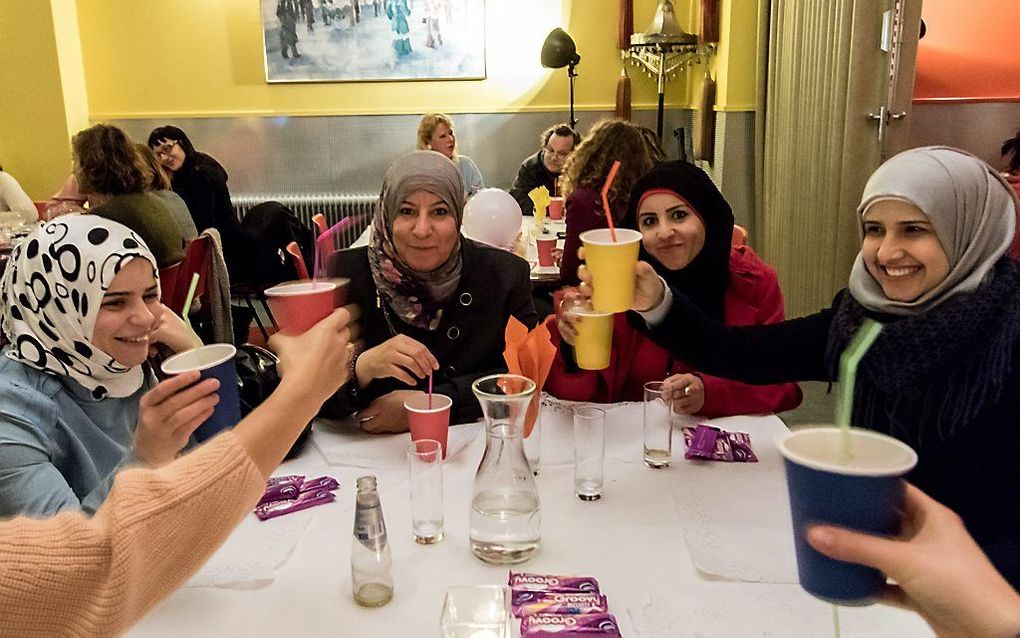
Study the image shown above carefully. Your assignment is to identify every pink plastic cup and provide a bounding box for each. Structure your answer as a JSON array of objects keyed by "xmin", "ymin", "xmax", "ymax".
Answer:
[
  {"xmin": 405, "ymin": 394, "xmax": 452, "ymax": 459},
  {"xmin": 264, "ymin": 280, "xmax": 337, "ymax": 335},
  {"xmin": 536, "ymin": 236, "xmax": 557, "ymax": 267},
  {"xmin": 548, "ymin": 197, "xmax": 565, "ymax": 220}
]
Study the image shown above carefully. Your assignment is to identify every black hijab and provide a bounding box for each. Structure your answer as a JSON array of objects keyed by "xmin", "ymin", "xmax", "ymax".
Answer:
[{"xmin": 621, "ymin": 161, "xmax": 735, "ymax": 320}]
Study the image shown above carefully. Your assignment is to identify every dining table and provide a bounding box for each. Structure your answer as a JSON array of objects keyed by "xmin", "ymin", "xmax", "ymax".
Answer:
[{"xmin": 129, "ymin": 398, "xmax": 932, "ymax": 637}]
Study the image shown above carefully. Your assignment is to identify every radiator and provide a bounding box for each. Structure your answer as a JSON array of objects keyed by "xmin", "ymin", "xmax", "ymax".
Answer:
[{"xmin": 231, "ymin": 193, "xmax": 376, "ymax": 249}]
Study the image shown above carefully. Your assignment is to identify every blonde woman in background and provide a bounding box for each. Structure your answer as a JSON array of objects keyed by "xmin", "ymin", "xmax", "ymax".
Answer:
[{"xmin": 416, "ymin": 113, "xmax": 484, "ymax": 197}]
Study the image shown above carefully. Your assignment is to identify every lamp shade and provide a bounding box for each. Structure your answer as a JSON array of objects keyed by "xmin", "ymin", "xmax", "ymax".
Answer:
[{"xmin": 541, "ymin": 28, "xmax": 581, "ymax": 68}]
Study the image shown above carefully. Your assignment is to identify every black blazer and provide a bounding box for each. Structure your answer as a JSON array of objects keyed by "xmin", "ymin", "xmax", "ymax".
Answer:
[{"xmin": 321, "ymin": 238, "xmax": 538, "ymax": 424}]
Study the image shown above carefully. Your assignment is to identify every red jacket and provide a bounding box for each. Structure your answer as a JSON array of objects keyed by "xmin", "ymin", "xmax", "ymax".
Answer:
[{"xmin": 545, "ymin": 246, "xmax": 803, "ymax": 416}]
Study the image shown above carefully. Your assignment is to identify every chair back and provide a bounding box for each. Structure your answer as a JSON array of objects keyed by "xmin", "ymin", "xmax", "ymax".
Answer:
[
  {"xmin": 286, "ymin": 241, "xmax": 310, "ymax": 280},
  {"xmin": 165, "ymin": 236, "xmax": 212, "ymax": 315},
  {"xmin": 731, "ymin": 224, "xmax": 748, "ymax": 247},
  {"xmin": 159, "ymin": 261, "xmax": 183, "ymax": 307}
]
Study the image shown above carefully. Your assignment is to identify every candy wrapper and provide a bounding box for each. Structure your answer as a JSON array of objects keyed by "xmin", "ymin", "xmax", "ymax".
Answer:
[
  {"xmin": 265, "ymin": 474, "xmax": 304, "ymax": 488},
  {"xmin": 512, "ymin": 591, "xmax": 608, "ymax": 617},
  {"xmin": 299, "ymin": 476, "xmax": 339, "ymax": 493},
  {"xmin": 257, "ymin": 482, "xmax": 302, "ymax": 506},
  {"xmin": 521, "ymin": 613, "xmax": 621, "ymax": 637},
  {"xmin": 682, "ymin": 425, "xmax": 758, "ymax": 463},
  {"xmin": 255, "ymin": 489, "xmax": 336, "ymax": 521},
  {"xmin": 509, "ymin": 571, "xmax": 601, "ymax": 593}
]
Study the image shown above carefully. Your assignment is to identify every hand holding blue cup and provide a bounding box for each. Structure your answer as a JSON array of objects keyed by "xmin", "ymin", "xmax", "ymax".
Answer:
[
  {"xmin": 778, "ymin": 427, "xmax": 917, "ymax": 605},
  {"xmin": 161, "ymin": 344, "xmax": 241, "ymax": 442}
]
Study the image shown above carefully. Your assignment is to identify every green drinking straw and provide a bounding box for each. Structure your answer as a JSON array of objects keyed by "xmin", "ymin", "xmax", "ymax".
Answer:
[
  {"xmin": 181, "ymin": 273, "xmax": 200, "ymax": 328},
  {"xmin": 834, "ymin": 318, "xmax": 884, "ymax": 462}
]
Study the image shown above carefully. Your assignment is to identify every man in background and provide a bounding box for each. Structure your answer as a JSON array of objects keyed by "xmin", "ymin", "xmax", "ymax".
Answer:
[{"xmin": 509, "ymin": 124, "xmax": 580, "ymax": 215}]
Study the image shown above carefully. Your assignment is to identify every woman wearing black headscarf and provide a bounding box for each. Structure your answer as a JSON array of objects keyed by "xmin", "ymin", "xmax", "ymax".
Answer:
[
  {"xmin": 546, "ymin": 161, "xmax": 802, "ymax": 416},
  {"xmin": 147, "ymin": 126, "xmax": 250, "ymax": 278},
  {"xmin": 322, "ymin": 151, "xmax": 536, "ymax": 431}
]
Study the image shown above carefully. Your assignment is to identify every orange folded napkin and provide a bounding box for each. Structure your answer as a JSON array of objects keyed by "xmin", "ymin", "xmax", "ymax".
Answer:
[{"xmin": 503, "ymin": 316, "xmax": 557, "ymax": 437}]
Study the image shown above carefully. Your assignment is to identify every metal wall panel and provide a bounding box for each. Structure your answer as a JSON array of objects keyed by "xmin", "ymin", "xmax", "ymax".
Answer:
[
  {"xmin": 907, "ymin": 102, "xmax": 1020, "ymax": 168},
  {"xmin": 110, "ymin": 109, "xmax": 703, "ymax": 197}
]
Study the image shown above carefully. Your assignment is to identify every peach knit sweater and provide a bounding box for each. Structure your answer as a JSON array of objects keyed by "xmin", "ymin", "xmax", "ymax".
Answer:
[{"xmin": 0, "ymin": 432, "xmax": 266, "ymax": 636}]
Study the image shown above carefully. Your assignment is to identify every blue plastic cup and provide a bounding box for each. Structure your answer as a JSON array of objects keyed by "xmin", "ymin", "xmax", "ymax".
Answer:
[
  {"xmin": 778, "ymin": 427, "xmax": 918, "ymax": 605},
  {"xmin": 161, "ymin": 343, "xmax": 241, "ymax": 442}
]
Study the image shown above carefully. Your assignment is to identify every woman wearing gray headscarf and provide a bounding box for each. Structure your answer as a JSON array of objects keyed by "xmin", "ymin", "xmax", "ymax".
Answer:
[
  {"xmin": 321, "ymin": 151, "xmax": 536, "ymax": 430},
  {"xmin": 577, "ymin": 146, "xmax": 1020, "ymax": 587}
]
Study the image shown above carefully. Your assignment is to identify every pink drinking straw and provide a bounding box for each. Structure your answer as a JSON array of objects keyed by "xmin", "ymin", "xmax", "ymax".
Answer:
[
  {"xmin": 428, "ymin": 371, "xmax": 433, "ymax": 409},
  {"xmin": 601, "ymin": 160, "xmax": 622, "ymax": 242}
]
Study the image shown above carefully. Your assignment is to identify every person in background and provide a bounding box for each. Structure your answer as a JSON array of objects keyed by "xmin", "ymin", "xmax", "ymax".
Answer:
[
  {"xmin": 547, "ymin": 161, "xmax": 801, "ymax": 415},
  {"xmin": 416, "ymin": 113, "xmax": 484, "ymax": 198},
  {"xmin": 323, "ymin": 151, "xmax": 536, "ymax": 431},
  {"xmin": 147, "ymin": 125, "xmax": 250, "ymax": 278},
  {"xmin": 0, "ymin": 164, "xmax": 37, "ymax": 226},
  {"xmin": 44, "ymin": 173, "xmax": 90, "ymax": 219},
  {"xmin": 0, "ymin": 216, "xmax": 206, "ymax": 517},
  {"xmin": 558, "ymin": 119, "xmax": 663, "ymax": 286},
  {"xmin": 576, "ymin": 147, "xmax": 1020, "ymax": 587},
  {"xmin": 135, "ymin": 143, "xmax": 198, "ymax": 243},
  {"xmin": 0, "ymin": 308, "xmax": 355, "ymax": 635},
  {"xmin": 509, "ymin": 123, "xmax": 581, "ymax": 215},
  {"xmin": 1002, "ymin": 129, "xmax": 1020, "ymax": 195},
  {"xmin": 72, "ymin": 124, "xmax": 190, "ymax": 268},
  {"xmin": 808, "ymin": 483, "xmax": 1020, "ymax": 638}
]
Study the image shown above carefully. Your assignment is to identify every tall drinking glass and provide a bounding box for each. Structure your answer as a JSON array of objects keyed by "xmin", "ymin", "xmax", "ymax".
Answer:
[
  {"xmin": 573, "ymin": 406, "xmax": 606, "ymax": 501},
  {"xmin": 642, "ymin": 381, "xmax": 673, "ymax": 468},
  {"xmin": 407, "ymin": 439, "xmax": 444, "ymax": 544}
]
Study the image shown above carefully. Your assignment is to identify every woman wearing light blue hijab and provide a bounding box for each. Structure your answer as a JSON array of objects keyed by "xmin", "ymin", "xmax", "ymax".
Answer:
[{"xmin": 579, "ymin": 146, "xmax": 1020, "ymax": 587}]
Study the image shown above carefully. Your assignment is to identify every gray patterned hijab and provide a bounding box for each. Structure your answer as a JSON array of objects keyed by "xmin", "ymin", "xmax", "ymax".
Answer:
[
  {"xmin": 1, "ymin": 215, "xmax": 158, "ymax": 398},
  {"xmin": 369, "ymin": 151, "xmax": 464, "ymax": 330},
  {"xmin": 848, "ymin": 146, "xmax": 1016, "ymax": 316}
]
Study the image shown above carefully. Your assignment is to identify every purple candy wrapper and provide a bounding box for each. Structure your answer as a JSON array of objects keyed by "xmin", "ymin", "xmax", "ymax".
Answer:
[
  {"xmin": 300, "ymin": 476, "xmax": 339, "ymax": 493},
  {"xmin": 255, "ymin": 489, "xmax": 335, "ymax": 521},
  {"xmin": 257, "ymin": 482, "xmax": 302, "ymax": 506},
  {"xmin": 682, "ymin": 425, "xmax": 757, "ymax": 463},
  {"xmin": 509, "ymin": 571, "xmax": 601, "ymax": 593},
  {"xmin": 265, "ymin": 474, "xmax": 304, "ymax": 488},
  {"xmin": 521, "ymin": 613, "xmax": 621, "ymax": 637},
  {"xmin": 512, "ymin": 592, "xmax": 608, "ymax": 617}
]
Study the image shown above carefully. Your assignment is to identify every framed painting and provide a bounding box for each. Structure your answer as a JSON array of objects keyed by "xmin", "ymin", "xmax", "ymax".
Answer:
[{"xmin": 261, "ymin": 0, "xmax": 486, "ymax": 82}]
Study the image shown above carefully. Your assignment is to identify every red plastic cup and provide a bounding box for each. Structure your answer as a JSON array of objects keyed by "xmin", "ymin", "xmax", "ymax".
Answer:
[
  {"xmin": 548, "ymin": 197, "xmax": 565, "ymax": 220},
  {"xmin": 536, "ymin": 236, "xmax": 557, "ymax": 267},
  {"xmin": 264, "ymin": 281, "xmax": 337, "ymax": 335},
  {"xmin": 405, "ymin": 394, "xmax": 452, "ymax": 459}
]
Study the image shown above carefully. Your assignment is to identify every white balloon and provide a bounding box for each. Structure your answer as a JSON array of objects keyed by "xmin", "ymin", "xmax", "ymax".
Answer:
[{"xmin": 462, "ymin": 188, "xmax": 522, "ymax": 250}]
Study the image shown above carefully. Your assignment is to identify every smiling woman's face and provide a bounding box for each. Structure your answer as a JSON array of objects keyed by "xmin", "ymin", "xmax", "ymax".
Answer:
[
  {"xmin": 91, "ymin": 259, "xmax": 161, "ymax": 367},
  {"xmin": 861, "ymin": 198, "xmax": 950, "ymax": 302},
  {"xmin": 636, "ymin": 192, "xmax": 707, "ymax": 271},
  {"xmin": 391, "ymin": 189, "xmax": 459, "ymax": 272}
]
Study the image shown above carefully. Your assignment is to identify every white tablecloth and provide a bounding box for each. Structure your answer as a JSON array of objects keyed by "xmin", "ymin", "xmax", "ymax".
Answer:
[{"xmin": 130, "ymin": 401, "xmax": 932, "ymax": 637}]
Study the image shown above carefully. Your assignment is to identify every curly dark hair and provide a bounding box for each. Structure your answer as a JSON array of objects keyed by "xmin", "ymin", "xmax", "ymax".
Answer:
[
  {"xmin": 72, "ymin": 124, "xmax": 150, "ymax": 195},
  {"xmin": 1002, "ymin": 129, "xmax": 1020, "ymax": 174},
  {"xmin": 558, "ymin": 119, "xmax": 661, "ymax": 218}
]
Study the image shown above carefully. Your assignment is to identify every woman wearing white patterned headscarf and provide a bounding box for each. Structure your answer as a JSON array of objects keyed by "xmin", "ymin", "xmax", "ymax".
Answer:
[{"xmin": 0, "ymin": 214, "xmax": 216, "ymax": 517}]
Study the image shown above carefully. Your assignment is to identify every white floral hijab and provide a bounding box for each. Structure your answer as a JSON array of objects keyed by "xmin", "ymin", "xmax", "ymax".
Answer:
[{"xmin": 0, "ymin": 215, "xmax": 159, "ymax": 399}]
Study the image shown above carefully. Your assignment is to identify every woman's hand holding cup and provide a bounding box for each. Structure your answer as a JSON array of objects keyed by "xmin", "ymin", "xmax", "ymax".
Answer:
[
  {"xmin": 575, "ymin": 245, "xmax": 665, "ymax": 313},
  {"xmin": 134, "ymin": 371, "xmax": 220, "ymax": 467},
  {"xmin": 269, "ymin": 306, "xmax": 359, "ymax": 405}
]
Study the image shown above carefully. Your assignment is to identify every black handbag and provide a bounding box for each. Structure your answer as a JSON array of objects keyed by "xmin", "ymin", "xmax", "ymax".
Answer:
[{"xmin": 235, "ymin": 344, "xmax": 313, "ymax": 460}]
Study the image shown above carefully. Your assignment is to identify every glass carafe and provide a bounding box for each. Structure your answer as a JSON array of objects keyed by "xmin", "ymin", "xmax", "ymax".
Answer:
[{"xmin": 469, "ymin": 374, "xmax": 541, "ymax": 564}]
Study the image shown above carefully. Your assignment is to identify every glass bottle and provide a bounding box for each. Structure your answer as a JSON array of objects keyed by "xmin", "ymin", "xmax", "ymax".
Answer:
[
  {"xmin": 351, "ymin": 475, "xmax": 393, "ymax": 607},
  {"xmin": 469, "ymin": 374, "xmax": 541, "ymax": 564}
]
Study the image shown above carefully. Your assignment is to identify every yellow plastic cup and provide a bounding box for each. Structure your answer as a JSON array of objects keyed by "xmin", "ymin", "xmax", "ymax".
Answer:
[
  {"xmin": 580, "ymin": 228, "xmax": 642, "ymax": 313},
  {"xmin": 571, "ymin": 309, "xmax": 614, "ymax": 370}
]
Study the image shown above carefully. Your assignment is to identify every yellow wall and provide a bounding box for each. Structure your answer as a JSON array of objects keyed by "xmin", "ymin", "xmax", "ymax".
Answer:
[
  {"xmin": 77, "ymin": 0, "xmax": 757, "ymax": 120},
  {"xmin": 0, "ymin": 0, "xmax": 85, "ymax": 198}
]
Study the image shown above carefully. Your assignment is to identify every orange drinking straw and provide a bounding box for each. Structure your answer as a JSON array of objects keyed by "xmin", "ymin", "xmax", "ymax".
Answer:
[{"xmin": 601, "ymin": 160, "xmax": 622, "ymax": 242}]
